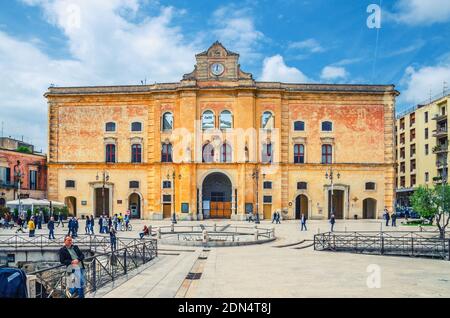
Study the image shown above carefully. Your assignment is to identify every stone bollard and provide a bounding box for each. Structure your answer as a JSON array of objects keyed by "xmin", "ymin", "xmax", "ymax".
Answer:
[
  {"xmin": 202, "ymin": 229, "xmax": 209, "ymax": 246},
  {"xmin": 171, "ymin": 223, "xmax": 174, "ymax": 233},
  {"xmin": 254, "ymin": 229, "xmax": 259, "ymax": 241},
  {"xmin": 26, "ymin": 275, "xmax": 37, "ymax": 298},
  {"xmin": 213, "ymin": 223, "xmax": 217, "ymax": 232},
  {"xmin": 149, "ymin": 225, "xmax": 152, "ymax": 236},
  {"xmin": 157, "ymin": 228, "xmax": 162, "ymax": 239}
]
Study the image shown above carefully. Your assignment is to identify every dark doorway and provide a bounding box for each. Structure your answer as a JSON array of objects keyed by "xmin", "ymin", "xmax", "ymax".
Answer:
[
  {"xmin": 328, "ymin": 190, "xmax": 344, "ymax": 219},
  {"xmin": 129, "ymin": 193, "xmax": 141, "ymax": 219},
  {"xmin": 95, "ymin": 188, "xmax": 110, "ymax": 217},
  {"xmin": 202, "ymin": 172, "xmax": 232, "ymax": 219},
  {"xmin": 65, "ymin": 197, "xmax": 77, "ymax": 217},
  {"xmin": 295, "ymin": 195, "xmax": 308, "ymax": 219},
  {"xmin": 363, "ymin": 198, "xmax": 377, "ymax": 219}
]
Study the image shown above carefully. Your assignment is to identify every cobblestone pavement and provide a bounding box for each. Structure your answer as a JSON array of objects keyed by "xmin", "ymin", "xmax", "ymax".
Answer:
[{"xmin": 2, "ymin": 219, "xmax": 450, "ymax": 298}]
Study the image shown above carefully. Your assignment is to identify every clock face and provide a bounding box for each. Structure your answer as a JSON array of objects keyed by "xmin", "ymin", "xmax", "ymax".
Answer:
[{"xmin": 211, "ymin": 63, "xmax": 225, "ymax": 76}]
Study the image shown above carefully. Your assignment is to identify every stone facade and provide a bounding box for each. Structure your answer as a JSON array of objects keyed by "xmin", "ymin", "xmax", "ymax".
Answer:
[{"xmin": 46, "ymin": 42, "xmax": 398, "ymax": 220}]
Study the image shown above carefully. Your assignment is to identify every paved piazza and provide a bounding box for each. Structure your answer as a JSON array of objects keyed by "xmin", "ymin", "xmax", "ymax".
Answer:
[{"xmin": 3, "ymin": 219, "xmax": 450, "ymax": 298}]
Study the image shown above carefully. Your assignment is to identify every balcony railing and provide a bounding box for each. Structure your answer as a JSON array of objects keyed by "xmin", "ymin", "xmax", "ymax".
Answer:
[
  {"xmin": 434, "ymin": 127, "xmax": 448, "ymax": 137},
  {"xmin": 433, "ymin": 144, "xmax": 449, "ymax": 154},
  {"xmin": 433, "ymin": 114, "xmax": 448, "ymax": 122}
]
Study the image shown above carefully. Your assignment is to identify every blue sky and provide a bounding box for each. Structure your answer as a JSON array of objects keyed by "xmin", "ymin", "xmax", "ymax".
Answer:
[{"xmin": 1, "ymin": 0, "xmax": 450, "ymax": 152}]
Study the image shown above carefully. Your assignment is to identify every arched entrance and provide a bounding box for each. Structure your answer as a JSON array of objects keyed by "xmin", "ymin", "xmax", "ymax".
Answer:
[
  {"xmin": 65, "ymin": 197, "xmax": 77, "ymax": 217},
  {"xmin": 202, "ymin": 172, "xmax": 232, "ymax": 219},
  {"xmin": 295, "ymin": 195, "xmax": 308, "ymax": 219},
  {"xmin": 129, "ymin": 193, "xmax": 141, "ymax": 219},
  {"xmin": 363, "ymin": 198, "xmax": 377, "ymax": 219},
  {"xmin": 328, "ymin": 190, "xmax": 344, "ymax": 219}
]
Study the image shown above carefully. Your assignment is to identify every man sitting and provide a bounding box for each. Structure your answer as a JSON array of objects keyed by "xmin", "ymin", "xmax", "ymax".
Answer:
[{"xmin": 139, "ymin": 225, "xmax": 150, "ymax": 239}]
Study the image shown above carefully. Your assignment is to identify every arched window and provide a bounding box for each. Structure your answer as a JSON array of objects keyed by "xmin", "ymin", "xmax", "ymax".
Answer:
[
  {"xmin": 220, "ymin": 143, "xmax": 232, "ymax": 163},
  {"xmin": 322, "ymin": 121, "xmax": 333, "ymax": 132},
  {"xmin": 220, "ymin": 110, "xmax": 233, "ymax": 129},
  {"xmin": 294, "ymin": 121, "xmax": 305, "ymax": 131},
  {"xmin": 131, "ymin": 144, "xmax": 142, "ymax": 163},
  {"xmin": 261, "ymin": 112, "xmax": 274, "ymax": 129},
  {"xmin": 202, "ymin": 143, "xmax": 215, "ymax": 163},
  {"xmin": 294, "ymin": 144, "xmax": 305, "ymax": 164},
  {"xmin": 131, "ymin": 122, "xmax": 142, "ymax": 132},
  {"xmin": 321, "ymin": 144, "xmax": 333, "ymax": 164},
  {"xmin": 162, "ymin": 112, "xmax": 173, "ymax": 131},
  {"xmin": 161, "ymin": 143, "xmax": 173, "ymax": 163},
  {"xmin": 262, "ymin": 142, "xmax": 273, "ymax": 163},
  {"xmin": 105, "ymin": 122, "xmax": 116, "ymax": 132},
  {"xmin": 202, "ymin": 111, "xmax": 215, "ymax": 130},
  {"xmin": 106, "ymin": 144, "xmax": 116, "ymax": 163}
]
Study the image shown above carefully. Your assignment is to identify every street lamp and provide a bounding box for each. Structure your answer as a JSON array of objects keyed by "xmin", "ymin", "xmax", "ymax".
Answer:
[
  {"xmin": 13, "ymin": 161, "xmax": 22, "ymax": 217},
  {"xmin": 167, "ymin": 169, "xmax": 181, "ymax": 224},
  {"xmin": 325, "ymin": 166, "xmax": 340, "ymax": 219},
  {"xmin": 96, "ymin": 170, "xmax": 110, "ymax": 216},
  {"xmin": 252, "ymin": 167, "xmax": 265, "ymax": 224}
]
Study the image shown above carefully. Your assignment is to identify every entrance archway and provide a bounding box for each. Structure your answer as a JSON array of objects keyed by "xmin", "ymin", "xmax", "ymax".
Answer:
[
  {"xmin": 295, "ymin": 195, "xmax": 308, "ymax": 219},
  {"xmin": 202, "ymin": 172, "xmax": 232, "ymax": 219},
  {"xmin": 363, "ymin": 198, "xmax": 377, "ymax": 219},
  {"xmin": 129, "ymin": 193, "xmax": 141, "ymax": 219},
  {"xmin": 95, "ymin": 188, "xmax": 110, "ymax": 217},
  {"xmin": 64, "ymin": 197, "xmax": 77, "ymax": 217},
  {"xmin": 328, "ymin": 190, "xmax": 344, "ymax": 219}
]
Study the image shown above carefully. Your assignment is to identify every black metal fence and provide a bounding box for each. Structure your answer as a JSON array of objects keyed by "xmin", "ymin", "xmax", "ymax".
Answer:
[
  {"xmin": 314, "ymin": 231, "xmax": 450, "ymax": 260},
  {"xmin": 26, "ymin": 238, "xmax": 158, "ymax": 298}
]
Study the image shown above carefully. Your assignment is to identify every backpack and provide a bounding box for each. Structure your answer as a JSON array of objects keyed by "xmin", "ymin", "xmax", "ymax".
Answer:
[{"xmin": 0, "ymin": 268, "xmax": 28, "ymax": 298}]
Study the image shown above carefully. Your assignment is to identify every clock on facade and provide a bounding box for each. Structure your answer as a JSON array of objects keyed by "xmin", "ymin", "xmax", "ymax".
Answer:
[{"xmin": 211, "ymin": 63, "xmax": 225, "ymax": 76}]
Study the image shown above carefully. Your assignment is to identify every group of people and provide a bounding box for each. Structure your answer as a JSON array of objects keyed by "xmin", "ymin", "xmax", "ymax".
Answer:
[{"xmin": 383, "ymin": 209, "xmax": 398, "ymax": 227}]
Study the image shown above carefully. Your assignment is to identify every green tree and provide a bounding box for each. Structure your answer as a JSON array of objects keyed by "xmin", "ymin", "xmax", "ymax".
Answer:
[
  {"xmin": 16, "ymin": 146, "xmax": 32, "ymax": 154},
  {"xmin": 411, "ymin": 185, "xmax": 450, "ymax": 239}
]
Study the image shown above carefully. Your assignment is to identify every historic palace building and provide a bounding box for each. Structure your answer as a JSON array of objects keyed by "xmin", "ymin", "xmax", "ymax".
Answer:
[{"xmin": 46, "ymin": 42, "xmax": 398, "ymax": 220}]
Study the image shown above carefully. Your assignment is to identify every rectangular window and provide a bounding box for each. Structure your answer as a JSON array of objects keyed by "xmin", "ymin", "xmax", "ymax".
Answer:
[
  {"xmin": 29, "ymin": 170, "xmax": 38, "ymax": 190},
  {"xmin": 131, "ymin": 144, "xmax": 142, "ymax": 163},
  {"xmin": 106, "ymin": 144, "xmax": 116, "ymax": 163},
  {"xmin": 65, "ymin": 180, "xmax": 76, "ymax": 188},
  {"xmin": 129, "ymin": 181, "xmax": 140, "ymax": 189},
  {"xmin": 425, "ymin": 172, "xmax": 429, "ymax": 182},
  {"xmin": 163, "ymin": 195, "xmax": 172, "ymax": 203},
  {"xmin": 294, "ymin": 144, "xmax": 305, "ymax": 164},
  {"xmin": 163, "ymin": 181, "xmax": 172, "ymax": 189},
  {"xmin": 410, "ymin": 129, "xmax": 416, "ymax": 141},
  {"xmin": 262, "ymin": 143, "xmax": 272, "ymax": 164},
  {"xmin": 410, "ymin": 113, "xmax": 415, "ymax": 126},
  {"xmin": 400, "ymin": 118, "xmax": 405, "ymax": 130},
  {"xmin": 425, "ymin": 144, "xmax": 429, "ymax": 155},
  {"xmin": 410, "ymin": 159, "xmax": 416, "ymax": 172},
  {"xmin": 425, "ymin": 112, "xmax": 428, "ymax": 123},
  {"xmin": 0, "ymin": 167, "xmax": 11, "ymax": 185},
  {"xmin": 321, "ymin": 145, "xmax": 332, "ymax": 164},
  {"xmin": 263, "ymin": 196, "xmax": 272, "ymax": 204},
  {"xmin": 411, "ymin": 175, "xmax": 416, "ymax": 187},
  {"xmin": 263, "ymin": 181, "xmax": 272, "ymax": 189},
  {"xmin": 400, "ymin": 176, "xmax": 406, "ymax": 187},
  {"xmin": 410, "ymin": 144, "xmax": 416, "ymax": 157},
  {"xmin": 425, "ymin": 128, "xmax": 429, "ymax": 139}
]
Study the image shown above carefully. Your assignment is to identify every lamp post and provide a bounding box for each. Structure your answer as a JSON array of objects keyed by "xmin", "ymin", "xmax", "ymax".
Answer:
[
  {"xmin": 325, "ymin": 166, "xmax": 340, "ymax": 219},
  {"xmin": 167, "ymin": 169, "xmax": 181, "ymax": 224},
  {"xmin": 13, "ymin": 161, "xmax": 22, "ymax": 217},
  {"xmin": 252, "ymin": 167, "xmax": 265, "ymax": 224},
  {"xmin": 436, "ymin": 158, "xmax": 448, "ymax": 237},
  {"xmin": 96, "ymin": 170, "xmax": 110, "ymax": 216}
]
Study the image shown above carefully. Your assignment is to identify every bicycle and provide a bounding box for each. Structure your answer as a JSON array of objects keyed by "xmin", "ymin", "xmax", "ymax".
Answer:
[{"xmin": 120, "ymin": 221, "xmax": 132, "ymax": 231}]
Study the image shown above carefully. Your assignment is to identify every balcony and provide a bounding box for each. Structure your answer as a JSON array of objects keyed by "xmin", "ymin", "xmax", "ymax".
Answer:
[
  {"xmin": 433, "ymin": 127, "xmax": 448, "ymax": 138},
  {"xmin": 0, "ymin": 182, "xmax": 15, "ymax": 190},
  {"xmin": 433, "ymin": 144, "xmax": 449, "ymax": 154},
  {"xmin": 433, "ymin": 176, "xmax": 444, "ymax": 184},
  {"xmin": 433, "ymin": 113, "xmax": 448, "ymax": 122}
]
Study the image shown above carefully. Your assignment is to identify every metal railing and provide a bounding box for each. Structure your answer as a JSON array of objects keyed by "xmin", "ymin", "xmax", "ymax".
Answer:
[
  {"xmin": 314, "ymin": 231, "xmax": 450, "ymax": 260},
  {"xmin": 27, "ymin": 239, "xmax": 158, "ymax": 298}
]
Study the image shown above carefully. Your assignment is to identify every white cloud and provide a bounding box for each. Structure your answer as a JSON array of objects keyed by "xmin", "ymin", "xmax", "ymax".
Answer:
[
  {"xmin": 2, "ymin": 0, "xmax": 201, "ymax": 152},
  {"xmin": 260, "ymin": 55, "xmax": 309, "ymax": 83},
  {"xmin": 288, "ymin": 39, "xmax": 324, "ymax": 53},
  {"xmin": 390, "ymin": 0, "xmax": 450, "ymax": 25},
  {"xmin": 320, "ymin": 66, "xmax": 348, "ymax": 81},
  {"xmin": 400, "ymin": 64, "xmax": 450, "ymax": 105},
  {"xmin": 211, "ymin": 5, "xmax": 264, "ymax": 63}
]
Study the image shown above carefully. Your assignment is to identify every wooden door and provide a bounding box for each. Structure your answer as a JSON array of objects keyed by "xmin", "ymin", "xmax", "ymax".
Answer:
[
  {"xmin": 163, "ymin": 204, "xmax": 172, "ymax": 219},
  {"xmin": 263, "ymin": 204, "xmax": 272, "ymax": 220}
]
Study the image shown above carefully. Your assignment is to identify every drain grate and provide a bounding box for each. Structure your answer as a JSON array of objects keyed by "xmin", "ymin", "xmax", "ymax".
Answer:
[
  {"xmin": 198, "ymin": 256, "xmax": 208, "ymax": 260},
  {"xmin": 186, "ymin": 272, "xmax": 202, "ymax": 280}
]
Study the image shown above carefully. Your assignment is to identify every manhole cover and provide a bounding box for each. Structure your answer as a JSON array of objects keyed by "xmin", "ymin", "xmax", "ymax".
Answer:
[{"xmin": 186, "ymin": 272, "xmax": 202, "ymax": 280}]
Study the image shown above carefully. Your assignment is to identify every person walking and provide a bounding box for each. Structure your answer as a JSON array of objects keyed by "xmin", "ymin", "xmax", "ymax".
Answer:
[
  {"xmin": 73, "ymin": 218, "xmax": 79, "ymax": 238},
  {"xmin": 89, "ymin": 216, "xmax": 95, "ymax": 235},
  {"xmin": 118, "ymin": 213, "xmax": 123, "ymax": 231},
  {"xmin": 28, "ymin": 217, "xmax": 36, "ymax": 238},
  {"xmin": 384, "ymin": 208, "xmax": 390, "ymax": 227},
  {"xmin": 102, "ymin": 216, "xmax": 109, "ymax": 234},
  {"xmin": 391, "ymin": 212, "xmax": 397, "ymax": 227},
  {"xmin": 124, "ymin": 213, "xmax": 130, "ymax": 231},
  {"xmin": 300, "ymin": 213, "xmax": 307, "ymax": 231},
  {"xmin": 98, "ymin": 216, "xmax": 103, "ymax": 234},
  {"xmin": 109, "ymin": 227, "xmax": 117, "ymax": 252},
  {"xmin": 330, "ymin": 214, "xmax": 336, "ymax": 232},
  {"xmin": 16, "ymin": 216, "xmax": 25, "ymax": 233},
  {"xmin": 59, "ymin": 236, "xmax": 85, "ymax": 298},
  {"xmin": 85, "ymin": 217, "xmax": 90, "ymax": 235},
  {"xmin": 48, "ymin": 217, "xmax": 56, "ymax": 240},
  {"xmin": 67, "ymin": 217, "xmax": 74, "ymax": 237},
  {"xmin": 271, "ymin": 211, "xmax": 276, "ymax": 224},
  {"xmin": 57, "ymin": 212, "xmax": 64, "ymax": 228},
  {"xmin": 276, "ymin": 211, "xmax": 281, "ymax": 224}
]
